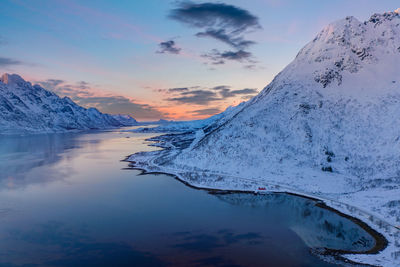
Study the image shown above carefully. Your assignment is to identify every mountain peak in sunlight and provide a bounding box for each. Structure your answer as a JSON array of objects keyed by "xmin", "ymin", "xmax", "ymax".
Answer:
[{"xmin": 1, "ymin": 73, "xmax": 27, "ymax": 86}]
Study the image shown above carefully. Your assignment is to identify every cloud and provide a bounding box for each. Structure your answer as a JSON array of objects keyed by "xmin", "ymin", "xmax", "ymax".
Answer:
[
  {"xmin": 219, "ymin": 88, "xmax": 258, "ymax": 98},
  {"xmin": 37, "ymin": 79, "xmax": 92, "ymax": 98},
  {"xmin": 202, "ymin": 49, "xmax": 255, "ymax": 65},
  {"xmin": 169, "ymin": 2, "xmax": 261, "ymax": 65},
  {"xmin": 0, "ymin": 57, "xmax": 23, "ymax": 67},
  {"xmin": 167, "ymin": 89, "xmax": 220, "ymax": 105},
  {"xmin": 169, "ymin": 2, "xmax": 260, "ymax": 33},
  {"xmin": 168, "ymin": 87, "xmax": 189, "ymax": 92},
  {"xmin": 74, "ymin": 96, "xmax": 165, "ymax": 119},
  {"xmin": 241, "ymin": 94, "xmax": 255, "ymax": 100},
  {"xmin": 36, "ymin": 79, "xmax": 165, "ymax": 120},
  {"xmin": 164, "ymin": 85, "xmax": 258, "ymax": 105},
  {"xmin": 212, "ymin": 85, "xmax": 231, "ymax": 91},
  {"xmin": 196, "ymin": 28, "xmax": 255, "ymax": 49},
  {"xmin": 190, "ymin": 108, "xmax": 221, "ymax": 116},
  {"xmin": 157, "ymin": 40, "xmax": 181, "ymax": 54},
  {"xmin": 244, "ymin": 64, "xmax": 257, "ymax": 70}
]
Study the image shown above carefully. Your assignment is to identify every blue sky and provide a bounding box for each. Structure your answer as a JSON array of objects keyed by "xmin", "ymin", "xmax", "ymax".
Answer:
[{"xmin": 1, "ymin": 0, "xmax": 399, "ymax": 120}]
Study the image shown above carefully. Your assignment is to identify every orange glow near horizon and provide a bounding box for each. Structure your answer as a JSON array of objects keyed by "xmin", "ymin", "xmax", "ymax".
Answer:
[{"xmin": 7, "ymin": 73, "xmax": 249, "ymax": 121}]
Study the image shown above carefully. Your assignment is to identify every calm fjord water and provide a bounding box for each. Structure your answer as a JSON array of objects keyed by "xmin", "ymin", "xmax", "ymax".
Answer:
[{"xmin": 0, "ymin": 129, "xmax": 374, "ymax": 266}]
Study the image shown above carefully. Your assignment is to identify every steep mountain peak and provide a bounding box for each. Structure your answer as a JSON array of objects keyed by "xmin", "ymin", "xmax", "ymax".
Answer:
[
  {"xmin": 1, "ymin": 73, "xmax": 27, "ymax": 86},
  {"xmin": 287, "ymin": 11, "xmax": 400, "ymax": 92}
]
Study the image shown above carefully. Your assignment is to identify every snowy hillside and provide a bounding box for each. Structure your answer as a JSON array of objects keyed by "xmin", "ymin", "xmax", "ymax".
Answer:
[
  {"xmin": 111, "ymin": 114, "xmax": 138, "ymax": 126},
  {"xmin": 172, "ymin": 12, "xmax": 400, "ymax": 181},
  {"xmin": 129, "ymin": 10, "xmax": 400, "ymax": 266},
  {"xmin": 0, "ymin": 74, "xmax": 134, "ymax": 134}
]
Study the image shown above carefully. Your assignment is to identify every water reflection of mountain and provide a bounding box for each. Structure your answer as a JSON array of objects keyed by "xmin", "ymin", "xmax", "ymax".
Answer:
[
  {"xmin": 214, "ymin": 193, "xmax": 375, "ymax": 252},
  {"xmin": 0, "ymin": 133, "xmax": 97, "ymax": 189}
]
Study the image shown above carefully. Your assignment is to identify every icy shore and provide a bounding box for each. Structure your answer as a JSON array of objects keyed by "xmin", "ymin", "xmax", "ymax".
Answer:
[{"xmin": 127, "ymin": 134, "xmax": 399, "ymax": 266}]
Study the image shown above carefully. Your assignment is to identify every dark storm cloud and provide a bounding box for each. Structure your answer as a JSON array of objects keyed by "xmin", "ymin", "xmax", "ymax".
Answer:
[
  {"xmin": 202, "ymin": 49, "xmax": 254, "ymax": 65},
  {"xmin": 167, "ymin": 89, "xmax": 220, "ymax": 105},
  {"xmin": 190, "ymin": 108, "xmax": 221, "ymax": 116},
  {"xmin": 157, "ymin": 40, "xmax": 181, "ymax": 54},
  {"xmin": 0, "ymin": 57, "xmax": 23, "ymax": 67},
  {"xmin": 169, "ymin": 2, "xmax": 261, "ymax": 65}
]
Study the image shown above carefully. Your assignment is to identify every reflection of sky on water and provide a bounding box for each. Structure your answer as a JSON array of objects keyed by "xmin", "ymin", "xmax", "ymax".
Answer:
[
  {"xmin": 0, "ymin": 130, "xmax": 374, "ymax": 266},
  {"xmin": 0, "ymin": 133, "xmax": 87, "ymax": 189},
  {"xmin": 0, "ymin": 128, "xmax": 152, "ymax": 190}
]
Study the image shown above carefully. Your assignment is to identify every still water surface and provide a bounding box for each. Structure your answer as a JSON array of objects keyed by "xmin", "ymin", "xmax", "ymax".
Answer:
[{"xmin": 0, "ymin": 129, "xmax": 375, "ymax": 266}]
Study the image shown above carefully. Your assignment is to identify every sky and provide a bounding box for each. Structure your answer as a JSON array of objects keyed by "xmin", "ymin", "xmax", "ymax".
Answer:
[{"xmin": 0, "ymin": 0, "xmax": 399, "ymax": 121}]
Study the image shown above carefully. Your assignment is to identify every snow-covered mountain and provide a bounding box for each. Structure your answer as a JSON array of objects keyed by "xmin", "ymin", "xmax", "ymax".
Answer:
[
  {"xmin": 171, "ymin": 11, "xmax": 400, "ymax": 181},
  {"xmin": 129, "ymin": 10, "xmax": 400, "ymax": 266},
  {"xmin": 111, "ymin": 114, "xmax": 138, "ymax": 126},
  {"xmin": 0, "ymin": 73, "xmax": 135, "ymax": 134}
]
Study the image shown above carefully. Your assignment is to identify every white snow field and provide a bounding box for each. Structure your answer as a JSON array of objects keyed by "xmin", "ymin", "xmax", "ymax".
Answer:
[
  {"xmin": 0, "ymin": 73, "xmax": 137, "ymax": 134},
  {"xmin": 129, "ymin": 11, "xmax": 400, "ymax": 266},
  {"xmin": 111, "ymin": 114, "xmax": 138, "ymax": 126}
]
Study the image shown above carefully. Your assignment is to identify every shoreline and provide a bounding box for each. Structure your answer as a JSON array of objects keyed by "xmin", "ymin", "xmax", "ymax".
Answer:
[
  {"xmin": 124, "ymin": 133, "xmax": 400, "ymax": 266},
  {"xmin": 126, "ymin": 163, "xmax": 388, "ymax": 263}
]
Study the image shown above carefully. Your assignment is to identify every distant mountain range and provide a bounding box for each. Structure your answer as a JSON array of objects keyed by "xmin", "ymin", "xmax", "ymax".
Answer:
[
  {"xmin": 0, "ymin": 73, "xmax": 137, "ymax": 134},
  {"xmin": 133, "ymin": 103, "xmax": 245, "ymax": 133}
]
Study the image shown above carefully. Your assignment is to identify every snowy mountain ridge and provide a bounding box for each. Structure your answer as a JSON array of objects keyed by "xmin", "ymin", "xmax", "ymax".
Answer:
[
  {"xmin": 111, "ymin": 114, "xmax": 138, "ymax": 126},
  {"xmin": 0, "ymin": 73, "xmax": 135, "ymax": 134},
  {"xmin": 176, "ymin": 10, "xmax": 400, "ymax": 180}
]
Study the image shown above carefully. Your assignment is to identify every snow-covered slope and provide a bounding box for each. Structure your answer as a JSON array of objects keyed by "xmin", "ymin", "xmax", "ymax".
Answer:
[
  {"xmin": 0, "ymin": 73, "xmax": 129, "ymax": 134},
  {"xmin": 173, "ymin": 12, "xmax": 400, "ymax": 181},
  {"xmin": 129, "ymin": 11, "xmax": 400, "ymax": 266},
  {"xmin": 111, "ymin": 114, "xmax": 138, "ymax": 126}
]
